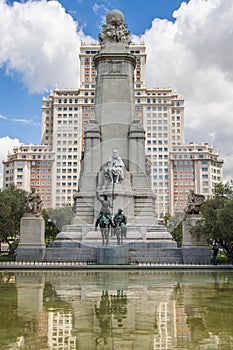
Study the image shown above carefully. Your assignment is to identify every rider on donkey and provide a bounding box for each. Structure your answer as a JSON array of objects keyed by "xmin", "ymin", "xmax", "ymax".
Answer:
[{"xmin": 113, "ymin": 208, "xmax": 127, "ymax": 238}]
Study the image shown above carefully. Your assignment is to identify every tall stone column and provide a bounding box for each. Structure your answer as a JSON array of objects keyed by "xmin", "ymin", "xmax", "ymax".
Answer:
[
  {"xmin": 72, "ymin": 121, "xmax": 101, "ymax": 225},
  {"xmin": 94, "ymin": 51, "xmax": 136, "ymax": 166},
  {"xmin": 128, "ymin": 121, "xmax": 156, "ymax": 223}
]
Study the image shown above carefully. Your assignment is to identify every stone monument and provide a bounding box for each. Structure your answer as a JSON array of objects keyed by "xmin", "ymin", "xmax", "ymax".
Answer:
[
  {"xmin": 47, "ymin": 10, "xmax": 181, "ymax": 264},
  {"xmin": 16, "ymin": 188, "xmax": 46, "ymax": 261},
  {"xmin": 182, "ymin": 190, "xmax": 210, "ymax": 264},
  {"xmin": 49, "ymin": 9, "xmax": 178, "ymax": 263}
]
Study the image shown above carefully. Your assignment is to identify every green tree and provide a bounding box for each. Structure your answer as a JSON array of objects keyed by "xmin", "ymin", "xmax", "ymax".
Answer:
[
  {"xmin": 42, "ymin": 209, "xmax": 60, "ymax": 246},
  {"xmin": 41, "ymin": 206, "xmax": 73, "ymax": 246},
  {"xmin": 164, "ymin": 213, "xmax": 183, "ymax": 247},
  {"xmin": 191, "ymin": 182, "xmax": 233, "ymax": 262},
  {"xmin": 0, "ymin": 185, "xmax": 27, "ymax": 255},
  {"xmin": 46, "ymin": 206, "xmax": 73, "ymax": 231}
]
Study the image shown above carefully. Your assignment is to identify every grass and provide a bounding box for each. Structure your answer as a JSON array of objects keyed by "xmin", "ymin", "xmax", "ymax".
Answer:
[
  {"xmin": 0, "ymin": 254, "xmax": 16, "ymax": 262},
  {"xmin": 210, "ymin": 252, "xmax": 228, "ymax": 264}
]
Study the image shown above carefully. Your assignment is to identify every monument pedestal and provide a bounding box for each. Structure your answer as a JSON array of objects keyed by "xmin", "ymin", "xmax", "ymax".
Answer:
[
  {"xmin": 16, "ymin": 217, "xmax": 46, "ymax": 261},
  {"xmin": 182, "ymin": 215, "xmax": 210, "ymax": 264},
  {"xmin": 97, "ymin": 246, "xmax": 128, "ymax": 264}
]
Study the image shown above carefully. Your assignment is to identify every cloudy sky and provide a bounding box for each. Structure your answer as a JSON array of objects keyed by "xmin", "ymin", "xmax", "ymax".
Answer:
[{"xmin": 0, "ymin": 0, "xmax": 233, "ymax": 186}]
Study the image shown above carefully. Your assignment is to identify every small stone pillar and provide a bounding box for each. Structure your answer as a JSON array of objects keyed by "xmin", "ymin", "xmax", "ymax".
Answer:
[
  {"xmin": 182, "ymin": 215, "xmax": 210, "ymax": 264},
  {"xmin": 16, "ymin": 217, "xmax": 46, "ymax": 261}
]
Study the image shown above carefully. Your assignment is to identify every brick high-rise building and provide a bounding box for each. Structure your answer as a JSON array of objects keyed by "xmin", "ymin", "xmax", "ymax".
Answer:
[
  {"xmin": 3, "ymin": 144, "xmax": 54, "ymax": 208},
  {"xmin": 170, "ymin": 142, "xmax": 223, "ymax": 215},
  {"xmin": 41, "ymin": 42, "xmax": 186, "ymax": 213},
  {"xmin": 3, "ymin": 41, "xmax": 223, "ymax": 217}
]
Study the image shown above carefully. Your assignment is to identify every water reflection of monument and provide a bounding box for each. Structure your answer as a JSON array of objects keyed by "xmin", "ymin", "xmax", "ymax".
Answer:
[
  {"xmin": 95, "ymin": 290, "xmax": 127, "ymax": 345},
  {"xmin": 1, "ymin": 271, "xmax": 230, "ymax": 349}
]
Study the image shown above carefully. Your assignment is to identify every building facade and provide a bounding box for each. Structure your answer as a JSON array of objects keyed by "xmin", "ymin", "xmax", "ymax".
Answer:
[
  {"xmin": 170, "ymin": 142, "xmax": 223, "ymax": 215},
  {"xmin": 41, "ymin": 42, "xmax": 186, "ymax": 213},
  {"xmin": 3, "ymin": 144, "xmax": 54, "ymax": 208},
  {"xmin": 3, "ymin": 41, "xmax": 223, "ymax": 216}
]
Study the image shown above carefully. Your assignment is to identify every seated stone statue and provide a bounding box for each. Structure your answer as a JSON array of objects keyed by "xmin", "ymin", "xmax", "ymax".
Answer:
[
  {"xmin": 104, "ymin": 149, "xmax": 125, "ymax": 184},
  {"xmin": 24, "ymin": 188, "xmax": 43, "ymax": 217},
  {"xmin": 185, "ymin": 190, "xmax": 205, "ymax": 214}
]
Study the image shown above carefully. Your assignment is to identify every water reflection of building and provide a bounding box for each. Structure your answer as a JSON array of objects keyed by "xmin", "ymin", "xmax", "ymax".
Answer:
[
  {"xmin": 47, "ymin": 311, "xmax": 76, "ymax": 350},
  {"xmin": 7, "ymin": 271, "xmax": 228, "ymax": 350},
  {"xmin": 173, "ymin": 300, "xmax": 191, "ymax": 348},
  {"xmin": 154, "ymin": 302, "xmax": 173, "ymax": 349}
]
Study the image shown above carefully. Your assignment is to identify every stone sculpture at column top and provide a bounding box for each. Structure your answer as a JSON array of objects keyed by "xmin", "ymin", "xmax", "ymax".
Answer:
[
  {"xmin": 24, "ymin": 188, "xmax": 43, "ymax": 217},
  {"xmin": 185, "ymin": 190, "xmax": 205, "ymax": 215},
  {"xmin": 99, "ymin": 9, "xmax": 131, "ymax": 46}
]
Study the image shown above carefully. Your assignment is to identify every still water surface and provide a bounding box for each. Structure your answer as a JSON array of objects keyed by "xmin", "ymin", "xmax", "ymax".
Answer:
[{"xmin": 0, "ymin": 270, "xmax": 232, "ymax": 350}]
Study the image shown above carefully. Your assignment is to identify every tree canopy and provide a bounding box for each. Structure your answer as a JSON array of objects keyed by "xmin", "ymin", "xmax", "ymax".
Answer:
[
  {"xmin": 0, "ymin": 185, "xmax": 28, "ymax": 254},
  {"xmin": 191, "ymin": 182, "xmax": 233, "ymax": 261},
  {"xmin": 42, "ymin": 206, "xmax": 73, "ymax": 245},
  {"xmin": 46, "ymin": 206, "xmax": 73, "ymax": 231},
  {"xmin": 164, "ymin": 213, "xmax": 183, "ymax": 247}
]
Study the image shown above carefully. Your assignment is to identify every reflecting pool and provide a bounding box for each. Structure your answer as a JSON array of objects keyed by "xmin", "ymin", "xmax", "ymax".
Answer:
[{"xmin": 0, "ymin": 270, "xmax": 233, "ymax": 349}]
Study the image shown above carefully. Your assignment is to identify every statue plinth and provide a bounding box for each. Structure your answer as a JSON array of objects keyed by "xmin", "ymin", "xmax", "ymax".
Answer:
[
  {"xmin": 182, "ymin": 214, "xmax": 210, "ymax": 264},
  {"xmin": 97, "ymin": 246, "xmax": 128, "ymax": 265},
  {"xmin": 16, "ymin": 217, "xmax": 46, "ymax": 261}
]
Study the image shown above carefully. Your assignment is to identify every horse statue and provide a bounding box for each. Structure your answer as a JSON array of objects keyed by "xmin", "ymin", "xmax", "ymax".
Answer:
[{"xmin": 95, "ymin": 213, "xmax": 113, "ymax": 246}]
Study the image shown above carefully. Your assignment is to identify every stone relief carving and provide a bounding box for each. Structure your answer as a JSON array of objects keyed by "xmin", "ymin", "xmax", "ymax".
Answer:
[
  {"xmin": 145, "ymin": 157, "xmax": 152, "ymax": 175},
  {"xmin": 109, "ymin": 62, "xmax": 121, "ymax": 74}
]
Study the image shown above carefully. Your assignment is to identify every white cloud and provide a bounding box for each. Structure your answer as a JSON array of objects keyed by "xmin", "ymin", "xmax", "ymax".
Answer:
[
  {"xmin": 141, "ymin": 0, "xmax": 233, "ymax": 179},
  {"xmin": 0, "ymin": 0, "xmax": 92, "ymax": 93},
  {"xmin": 11, "ymin": 118, "xmax": 39, "ymax": 126},
  {"xmin": 0, "ymin": 136, "xmax": 21, "ymax": 189},
  {"xmin": 0, "ymin": 0, "xmax": 232, "ymax": 181},
  {"xmin": 0, "ymin": 113, "xmax": 39, "ymax": 125}
]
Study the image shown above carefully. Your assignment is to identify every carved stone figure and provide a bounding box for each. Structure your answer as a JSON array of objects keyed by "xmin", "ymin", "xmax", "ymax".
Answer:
[
  {"xmin": 24, "ymin": 188, "xmax": 43, "ymax": 217},
  {"xmin": 104, "ymin": 149, "xmax": 125, "ymax": 184},
  {"xmin": 96, "ymin": 192, "xmax": 112, "ymax": 215},
  {"xmin": 99, "ymin": 9, "xmax": 131, "ymax": 45},
  {"xmin": 145, "ymin": 157, "xmax": 152, "ymax": 175},
  {"xmin": 185, "ymin": 190, "xmax": 205, "ymax": 214},
  {"xmin": 113, "ymin": 208, "xmax": 127, "ymax": 245}
]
